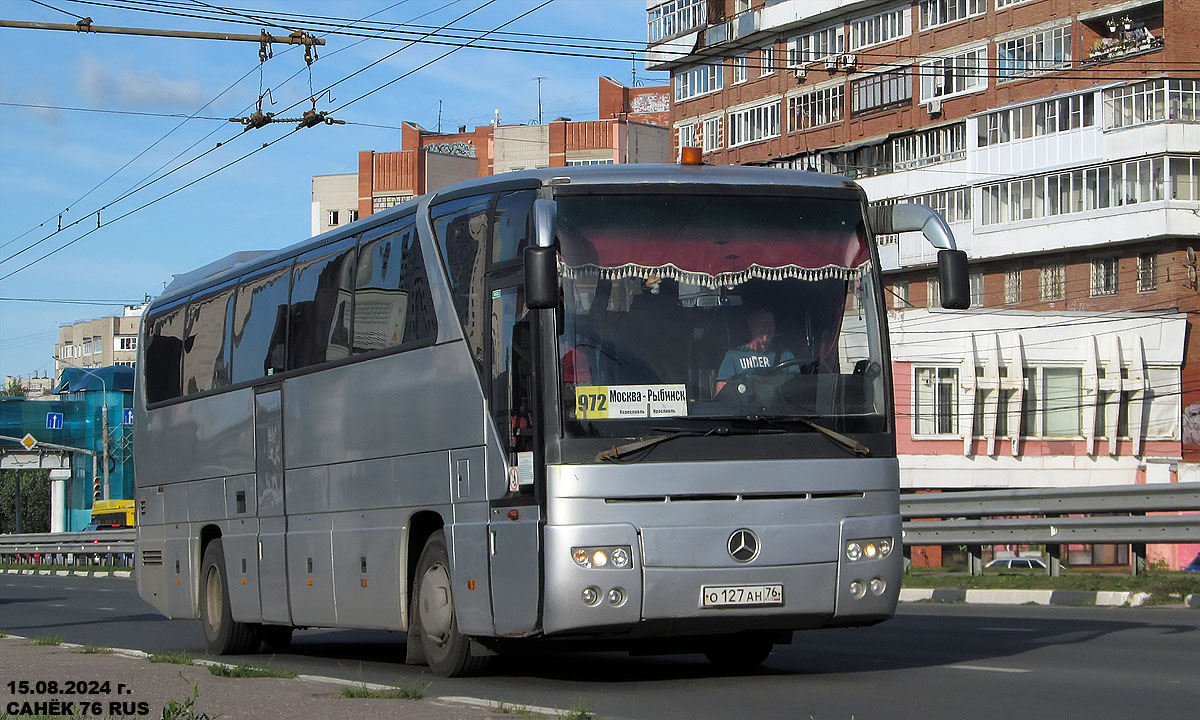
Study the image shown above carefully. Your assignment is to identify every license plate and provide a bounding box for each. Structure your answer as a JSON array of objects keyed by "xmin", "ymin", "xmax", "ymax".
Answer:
[{"xmin": 700, "ymin": 584, "xmax": 784, "ymax": 608}]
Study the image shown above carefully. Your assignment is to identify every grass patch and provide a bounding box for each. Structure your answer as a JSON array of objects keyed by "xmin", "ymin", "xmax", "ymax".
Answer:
[
  {"xmin": 902, "ymin": 570, "xmax": 1200, "ymax": 596},
  {"xmin": 78, "ymin": 644, "xmax": 113, "ymax": 654},
  {"xmin": 161, "ymin": 682, "xmax": 211, "ymax": 720},
  {"xmin": 207, "ymin": 663, "xmax": 297, "ymax": 679},
  {"xmin": 565, "ymin": 699, "xmax": 595, "ymax": 720},
  {"xmin": 148, "ymin": 650, "xmax": 194, "ymax": 665},
  {"xmin": 29, "ymin": 634, "xmax": 64, "ymax": 646},
  {"xmin": 495, "ymin": 702, "xmax": 548, "ymax": 718},
  {"xmin": 338, "ymin": 680, "xmax": 428, "ymax": 700},
  {"xmin": 0, "ymin": 629, "xmax": 8, "ymax": 638}
]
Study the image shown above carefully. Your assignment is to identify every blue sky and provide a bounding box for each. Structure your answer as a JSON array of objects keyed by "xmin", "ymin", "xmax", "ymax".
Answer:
[{"xmin": 0, "ymin": 0, "xmax": 664, "ymax": 379}]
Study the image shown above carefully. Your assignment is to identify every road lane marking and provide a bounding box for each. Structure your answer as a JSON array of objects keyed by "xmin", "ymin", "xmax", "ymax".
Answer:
[
  {"xmin": 98, "ymin": 607, "xmax": 116, "ymax": 611},
  {"xmin": 978, "ymin": 627, "xmax": 1037, "ymax": 632},
  {"xmin": 49, "ymin": 603, "xmax": 65, "ymax": 607},
  {"xmin": 949, "ymin": 664, "xmax": 1031, "ymax": 674}
]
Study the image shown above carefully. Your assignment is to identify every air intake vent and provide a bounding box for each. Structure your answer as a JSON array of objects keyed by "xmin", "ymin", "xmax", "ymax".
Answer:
[{"xmin": 141, "ymin": 549, "xmax": 164, "ymax": 566}]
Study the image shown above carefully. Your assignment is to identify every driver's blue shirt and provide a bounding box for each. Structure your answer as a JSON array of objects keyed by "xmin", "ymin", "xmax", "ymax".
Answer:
[{"xmin": 717, "ymin": 345, "xmax": 796, "ymax": 383}]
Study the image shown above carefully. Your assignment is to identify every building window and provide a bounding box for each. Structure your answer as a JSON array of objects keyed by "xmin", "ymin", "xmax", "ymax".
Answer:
[
  {"xmin": 787, "ymin": 25, "xmax": 844, "ymax": 66},
  {"xmin": 1091, "ymin": 257, "xmax": 1119, "ymax": 296},
  {"xmin": 328, "ymin": 210, "xmax": 339, "ymax": 226},
  {"xmin": 969, "ymin": 271, "xmax": 984, "ymax": 307},
  {"xmin": 728, "ymin": 100, "xmax": 781, "ymax": 147},
  {"xmin": 850, "ymin": 68, "xmax": 912, "ymax": 116},
  {"xmin": 1004, "ymin": 268, "xmax": 1022, "ymax": 304},
  {"xmin": 1040, "ymin": 263, "xmax": 1065, "ymax": 300},
  {"xmin": 926, "ymin": 275, "xmax": 940, "ymax": 308},
  {"xmin": 788, "ymin": 85, "xmax": 843, "ymax": 131},
  {"xmin": 674, "ymin": 63, "xmax": 724, "ymax": 101},
  {"xmin": 372, "ymin": 195, "xmax": 409, "ymax": 213},
  {"xmin": 676, "ymin": 121, "xmax": 699, "ymax": 151},
  {"xmin": 733, "ymin": 55, "xmax": 749, "ymax": 84},
  {"xmin": 920, "ymin": 46, "xmax": 987, "ymax": 103},
  {"xmin": 1137, "ymin": 253, "xmax": 1157, "ymax": 292},
  {"xmin": 849, "ymin": 6, "xmax": 911, "ymax": 51},
  {"xmin": 997, "ymin": 26, "xmax": 1072, "ymax": 81},
  {"xmin": 760, "ymin": 45, "xmax": 775, "ymax": 76},
  {"xmin": 702, "ymin": 115, "xmax": 723, "ymax": 152},
  {"xmin": 996, "ymin": 0, "xmax": 1036, "ymax": 7},
  {"xmin": 1043, "ymin": 367, "xmax": 1083, "ymax": 437},
  {"xmin": 347, "ymin": 209, "xmax": 359, "ymax": 223},
  {"xmin": 566, "ymin": 159, "xmax": 615, "ymax": 166},
  {"xmin": 892, "ymin": 123, "xmax": 967, "ymax": 171},
  {"xmin": 915, "ymin": 367, "xmax": 958, "ymax": 435},
  {"xmin": 979, "ymin": 92, "xmax": 1095, "ymax": 147},
  {"xmin": 981, "ymin": 157, "xmax": 1169, "ymax": 226},
  {"xmin": 918, "ymin": 0, "xmax": 984, "ymax": 30},
  {"xmin": 891, "ymin": 280, "xmax": 910, "ymax": 308},
  {"xmin": 115, "ymin": 336, "xmax": 138, "ymax": 352},
  {"xmin": 114, "ymin": 360, "xmax": 136, "ymax": 368},
  {"xmin": 647, "ymin": 0, "xmax": 705, "ymax": 43}
]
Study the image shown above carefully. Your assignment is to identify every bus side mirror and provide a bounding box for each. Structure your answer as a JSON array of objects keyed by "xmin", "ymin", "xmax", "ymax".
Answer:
[
  {"xmin": 526, "ymin": 199, "xmax": 558, "ymax": 309},
  {"xmin": 938, "ymin": 249, "xmax": 970, "ymax": 310}
]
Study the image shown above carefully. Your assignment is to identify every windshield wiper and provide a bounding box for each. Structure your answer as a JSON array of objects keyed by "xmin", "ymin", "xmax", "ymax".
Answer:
[
  {"xmin": 792, "ymin": 416, "xmax": 873, "ymax": 457},
  {"xmin": 596, "ymin": 425, "xmax": 784, "ymax": 463}
]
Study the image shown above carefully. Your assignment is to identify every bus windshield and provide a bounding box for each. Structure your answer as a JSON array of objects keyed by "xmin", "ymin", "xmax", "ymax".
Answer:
[{"xmin": 556, "ymin": 192, "xmax": 887, "ymax": 438}]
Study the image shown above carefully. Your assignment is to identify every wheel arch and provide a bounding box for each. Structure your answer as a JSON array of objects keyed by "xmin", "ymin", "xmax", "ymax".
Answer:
[{"xmin": 404, "ymin": 510, "xmax": 445, "ymax": 626}]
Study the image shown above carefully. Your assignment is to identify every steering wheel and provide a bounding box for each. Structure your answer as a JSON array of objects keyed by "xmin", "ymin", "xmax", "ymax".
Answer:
[{"xmin": 761, "ymin": 357, "xmax": 819, "ymax": 375}]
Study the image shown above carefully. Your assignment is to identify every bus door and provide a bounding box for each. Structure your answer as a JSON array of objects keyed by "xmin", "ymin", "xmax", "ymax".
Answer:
[
  {"xmin": 486, "ymin": 280, "xmax": 542, "ymax": 636},
  {"xmin": 254, "ymin": 386, "xmax": 291, "ymax": 624}
]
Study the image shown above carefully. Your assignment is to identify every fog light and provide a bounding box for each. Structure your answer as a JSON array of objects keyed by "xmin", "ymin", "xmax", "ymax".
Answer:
[
  {"xmin": 573, "ymin": 549, "xmax": 589, "ymax": 567},
  {"xmin": 582, "ymin": 586, "xmax": 600, "ymax": 606},
  {"xmin": 879, "ymin": 538, "xmax": 893, "ymax": 557},
  {"xmin": 592, "ymin": 550, "xmax": 608, "ymax": 567},
  {"xmin": 869, "ymin": 577, "xmax": 886, "ymax": 596},
  {"xmin": 864, "ymin": 543, "xmax": 878, "ymax": 559},
  {"xmin": 849, "ymin": 581, "xmax": 866, "ymax": 599},
  {"xmin": 846, "ymin": 542, "xmax": 863, "ymax": 562},
  {"xmin": 611, "ymin": 548, "xmax": 630, "ymax": 568},
  {"xmin": 608, "ymin": 587, "xmax": 626, "ymax": 606}
]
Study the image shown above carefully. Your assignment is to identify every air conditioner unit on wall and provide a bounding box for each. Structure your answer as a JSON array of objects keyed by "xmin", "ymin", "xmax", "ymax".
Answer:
[
  {"xmin": 794, "ymin": 67, "xmax": 807, "ymax": 82},
  {"xmin": 841, "ymin": 54, "xmax": 858, "ymax": 70},
  {"xmin": 825, "ymin": 56, "xmax": 839, "ymax": 71},
  {"xmin": 928, "ymin": 98, "xmax": 943, "ymax": 116}
]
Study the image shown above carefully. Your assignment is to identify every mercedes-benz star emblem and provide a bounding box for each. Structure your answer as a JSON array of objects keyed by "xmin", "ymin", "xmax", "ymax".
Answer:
[{"xmin": 727, "ymin": 529, "xmax": 760, "ymax": 563}]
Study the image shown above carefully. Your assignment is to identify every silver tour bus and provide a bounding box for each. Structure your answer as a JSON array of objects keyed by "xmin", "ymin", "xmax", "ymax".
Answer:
[{"xmin": 134, "ymin": 163, "xmax": 967, "ymax": 676}]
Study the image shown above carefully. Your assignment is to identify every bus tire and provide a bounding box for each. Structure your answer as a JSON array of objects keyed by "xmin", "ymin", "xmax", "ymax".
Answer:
[
  {"xmin": 703, "ymin": 633, "xmax": 774, "ymax": 671},
  {"xmin": 259, "ymin": 625, "xmax": 293, "ymax": 653},
  {"xmin": 199, "ymin": 539, "xmax": 260, "ymax": 655},
  {"xmin": 411, "ymin": 530, "xmax": 489, "ymax": 677}
]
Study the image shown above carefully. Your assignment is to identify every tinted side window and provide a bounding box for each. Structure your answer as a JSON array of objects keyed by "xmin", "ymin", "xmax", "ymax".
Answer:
[
  {"xmin": 354, "ymin": 220, "xmax": 437, "ymax": 353},
  {"xmin": 182, "ymin": 286, "xmax": 235, "ymax": 394},
  {"xmin": 491, "ymin": 190, "xmax": 536, "ymax": 264},
  {"xmin": 432, "ymin": 195, "xmax": 490, "ymax": 367},
  {"xmin": 289, "ymin": 242, "xmax": 356, "ymax": 370},
  {"xmin": 231, "ymin": 263, "xmax": 291, "ymax": 384},
  {"xmin": 144, "ymin": 305, "xmax": 186, "ymax": 403}
]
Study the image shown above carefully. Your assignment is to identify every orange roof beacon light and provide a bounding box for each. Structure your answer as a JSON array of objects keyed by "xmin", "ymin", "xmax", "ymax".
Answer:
[{"xmin": 679, "ymin": 146, "xmax": 703, "ymax": 165}]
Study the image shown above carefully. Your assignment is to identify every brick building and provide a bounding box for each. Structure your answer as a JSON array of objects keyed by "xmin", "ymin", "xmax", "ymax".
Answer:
[
  {"xmin": 312, "ymin": 78, "xmax": 671, "ymax": 235},
  {"xmin": 647, "ymin": 0, "xmax": 1200, "ymax": 568}
]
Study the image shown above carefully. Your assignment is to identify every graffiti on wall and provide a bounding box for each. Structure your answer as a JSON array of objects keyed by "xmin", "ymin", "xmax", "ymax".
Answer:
[
  {"xmin": 631, "ymin": 93, "xmax": 670, "ymax": 114},
  {"xmin": 1184, "ymin": 403, "xmax": 1200, "ymax": 447},
  {"xmin": 426, "ymin": 141, "xmax": 476, "ymax": 158}
]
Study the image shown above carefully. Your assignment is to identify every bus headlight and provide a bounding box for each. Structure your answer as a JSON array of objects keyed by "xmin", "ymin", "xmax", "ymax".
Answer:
[
  {"xmin": 572, "ymin": 545, "xmax": 634, "ymax": 569},
  {"xmin": 845, "ymin": 538, "xmax": 894, "ymax": 562}
]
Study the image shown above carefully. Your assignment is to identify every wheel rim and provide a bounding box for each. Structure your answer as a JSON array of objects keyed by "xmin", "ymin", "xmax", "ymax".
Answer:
[
  {"xmin": 203, "ymin": 564, "xmax": 222, "ymax": 637},
  {"xmin": 418, "ymin": 561, "xmax": 453, "ymax": 647}
]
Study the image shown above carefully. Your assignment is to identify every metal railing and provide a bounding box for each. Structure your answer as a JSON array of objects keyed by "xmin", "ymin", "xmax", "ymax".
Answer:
[
  {"xmin": 900, "ymin": 482, "xmax": 1200, "ymax": 575},
  {"xmin": 0, "ymin": 529, "xmax": 134, "ymax": 568}
]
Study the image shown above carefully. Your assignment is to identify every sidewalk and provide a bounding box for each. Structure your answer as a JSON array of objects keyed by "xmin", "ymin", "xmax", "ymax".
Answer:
[
  {"xmin": 899, "ymin": 587, "xmax": 1200, "ymax": 607},
  {"xmin": 0, "ymin": 635, "xmax": 523, "ymax": 720}
]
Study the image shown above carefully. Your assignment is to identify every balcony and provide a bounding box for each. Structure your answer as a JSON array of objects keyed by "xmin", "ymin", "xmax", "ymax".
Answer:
[{"xmin": 1082, "ymin": 31, "xmax": 1164, "ymax": 66}]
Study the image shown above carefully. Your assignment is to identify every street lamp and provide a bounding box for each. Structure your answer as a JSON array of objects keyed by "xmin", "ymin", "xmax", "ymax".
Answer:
[{"xmin": 69, "ymin": 367, "xmax": 111, "ymax": 502}]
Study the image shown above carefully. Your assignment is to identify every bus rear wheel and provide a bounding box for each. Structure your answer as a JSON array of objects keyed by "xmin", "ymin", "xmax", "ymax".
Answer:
[
  {"xmin": 412, "ymin": 530, "xmax": 489, "ymax": 677},
  {"xmin": 703, "ymin": 633, "xmax": 774, "ymax": 671},
  {"xmin": 199, "ymin": 538, "xmax": 260, "ymax": 655}
]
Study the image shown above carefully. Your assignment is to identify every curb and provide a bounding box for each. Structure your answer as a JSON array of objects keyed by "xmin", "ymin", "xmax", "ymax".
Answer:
[{"xmin": 900, "ymin": 588, "xmax": 1162, "ymax": 607}]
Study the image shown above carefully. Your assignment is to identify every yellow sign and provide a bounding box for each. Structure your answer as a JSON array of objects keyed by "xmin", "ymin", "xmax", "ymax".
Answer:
[
  {"xmin": 19, "ymin": 433, "xmax": 37, "ymax": 450},
  {"xmin": 574, "ymin": 384, "xmax": 689, "ymax": 420}
]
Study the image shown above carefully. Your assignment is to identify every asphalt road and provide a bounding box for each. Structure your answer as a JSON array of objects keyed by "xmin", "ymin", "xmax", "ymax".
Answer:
[{"xmin": 2, "ymin": 573, "xmax": 1198, "ymax": 720}]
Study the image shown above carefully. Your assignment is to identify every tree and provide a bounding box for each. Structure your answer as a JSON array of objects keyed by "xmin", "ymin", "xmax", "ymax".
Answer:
[
  {"xmin": 3, "ymin": 377, "xmax": 26, "ymax": 398},
  {"xmin": 0, "ymin": 470, "xmax": 50, "ymax": 534}
]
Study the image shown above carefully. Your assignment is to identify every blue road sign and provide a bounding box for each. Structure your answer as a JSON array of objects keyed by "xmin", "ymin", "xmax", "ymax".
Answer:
[
  {"xmin": 46, "ymin": 412, "xmax": 63, "ymax": 431},
  {"xmin": 123, "ymin": 408, "xmax": 134, "ymax": 426}
]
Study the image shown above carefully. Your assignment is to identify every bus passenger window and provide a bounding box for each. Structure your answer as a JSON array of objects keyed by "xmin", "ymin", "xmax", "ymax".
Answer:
[
  {"xmin": 230, "ymin": 263, "xmax": 291, "ymax": 384},
  {"xmin": 289, "ymin": 242, "xmax": 356, "ymax": 370},
  {"xmin": 182, "ymin": 287, "xmax": 235, "ymax": 394},
  {"xmin": 144, "ymin": 305, "xmax": 186, "ymax": 403},
  {"xmin": 353, "ymin": 221, "xmax": 437, "ymax": 353},
  {"xmin": 432, "ymin": 196, "xmax": 490, "ymax": 368},
  {"xmin": 491, "ymin": 190, "xmax": 535, "ymax": 265}
]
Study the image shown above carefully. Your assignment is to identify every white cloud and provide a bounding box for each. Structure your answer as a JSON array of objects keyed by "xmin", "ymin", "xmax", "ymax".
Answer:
[{"xmin": 76, "ymin": 54, "xmax": 204, "ymax": 110}]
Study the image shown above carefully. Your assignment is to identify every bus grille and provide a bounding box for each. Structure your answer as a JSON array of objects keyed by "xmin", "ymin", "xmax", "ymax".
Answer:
[{"xmin": 604, "ymin": 491, "xmax": 865, "ymax": 504}]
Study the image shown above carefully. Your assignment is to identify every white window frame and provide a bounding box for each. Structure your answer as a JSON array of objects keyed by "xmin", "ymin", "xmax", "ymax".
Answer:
[
  {"xmin": 849, "ymin": 6, "xmax": 911, "ymax": 51},
  {"xmin": 914, "ymin": 366, "xmax": 959, "ymax": 436},
  {"xmin": 675, "ymin": 120, "xmax": 699, "ymax": 152},
  {"xmin": 647, "ymin": 0, "xmax": 705, "ymax": 44},
  {"xmin": 918, "ymin": 0, "xmax": 985, "ymax": 30},
  {"xmin": 980, "ymin": 91, "xmax": 1096, "ymax": 147},
  {"xmin": 115, "ymin": 335, "xmax": 138, "ymax": 352},
  {"xmin": 787, "ymin": 25, "xmax": 844, "ymax": 66},
  {"xmin": 969, "ymin": 271, "xmax": 985, "ymax": 307},
  {"xmin": 1137, "ymin": 252, "xmax": 1157, "ymax": 292},
  {"xmin": 919, "ymin": 46, "xmax": 987, "ymax": 103},
  {"xmin": 328, "ymin": 209, "xmax": 339, "ymax": 226},
  {"xmin": 733, "ymin": 54, "xmax": 749, "ymax": 84},
  {"xmin": 674, "ymin": 63, "xmax": 724, "ymax": 102},
  {"xmin": 997, "ymin": 25, "xmax": 1072, "ymax": 82},
  {"xmin": 702, "ymin": 114, "xmax": 724, "ymax": 153},
  {"xmin": 728, "ymin": 99, "xmax": 781, "ymax": 148},
  {"xmin": 1039, "ymin": 263, "xmax": 1065, "ymax": 300},
  {"xmin": 1091, "ymin": 256, "xmax": 1119, "ymax": 296},
  {"xmin": 995, "ymin": 0, "xmax": 1036, "ymax": 8},
  {"xmin": 892, "ymin": 123, "xmax": 967, "ymax": 170},
  {"xmin": 926, "ymin": 274, "xmax": 940, "ymax": 308},
  {"xmin": 787, "ymin": 83, "xmax": 844, "ymax": 132},
  {"xmin": 1004, "ymin": 268, "xmax": 1022, "ymax": 304},
  {"xmin": 850, "ymin": 68, "xmax": 913, "ymax": 115},
  {"xmin": 760, "ymin": 45, "xmax": 775, "ymax": 76},
  {"xmin": 891, "ymin": 280, "xmax": 910, "ymax": 308},
  {"xmin": 347, "ymin": 209, "xmax": 359, "ymax": 223}
]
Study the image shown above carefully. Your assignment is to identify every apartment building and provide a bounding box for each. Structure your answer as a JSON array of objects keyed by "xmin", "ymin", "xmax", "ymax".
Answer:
[
  {"xmin": 647, "ymin": 0, "xmax": 1200, "ymax": 567},
  {"xmin": 54, "ymin": 304, "xmax": 146, "ymax": 378}
]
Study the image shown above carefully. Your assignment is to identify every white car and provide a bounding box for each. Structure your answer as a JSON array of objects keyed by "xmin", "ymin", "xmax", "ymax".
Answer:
[{"xmin": 985, "ymin": 557, "xmax": 1048, "ymax": 570}]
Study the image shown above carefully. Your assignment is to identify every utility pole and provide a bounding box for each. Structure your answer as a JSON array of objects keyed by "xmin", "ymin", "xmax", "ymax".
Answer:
[
  {"xmin": 437, "ymin": 100, "xmax": 443, "ymax": 134},
  {"xmin": 534, "ymin": 76, "xmax": 546, "ymax": 125}
]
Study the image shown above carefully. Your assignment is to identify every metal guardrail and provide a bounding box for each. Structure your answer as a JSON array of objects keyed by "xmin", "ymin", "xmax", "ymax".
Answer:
[
  {"xmin": 0, "ymin": 529, "xmax": 134, "ymax": 566},
  {"xmin": 901, "ymin": 482, "xmax": 1200, "ymax": 519}
]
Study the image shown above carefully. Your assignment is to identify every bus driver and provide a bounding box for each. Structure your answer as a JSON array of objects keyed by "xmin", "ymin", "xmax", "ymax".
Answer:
[{"xmin": 715, "ymin": 309, "xmax": 795, "ymax": 395}]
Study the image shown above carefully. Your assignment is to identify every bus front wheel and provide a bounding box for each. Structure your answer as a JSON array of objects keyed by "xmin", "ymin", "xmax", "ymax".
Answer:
[
  {"xmin": 411, "ymin": 530, "xmax": 488, "ymax": 677},
  {"xmin": 199, "ymin": 538, "xmax": 260, "ymax": 655}
]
